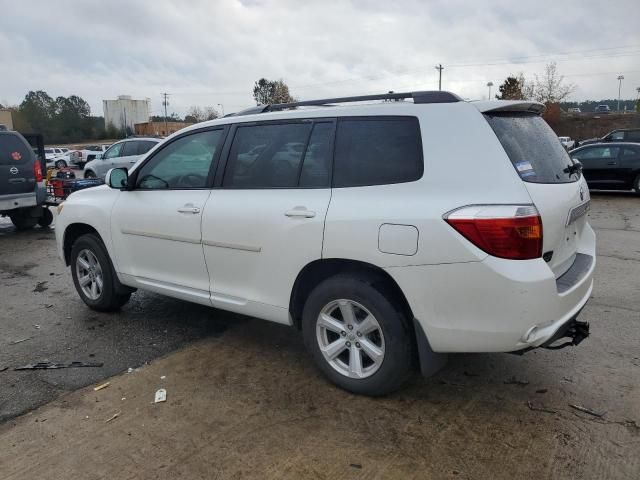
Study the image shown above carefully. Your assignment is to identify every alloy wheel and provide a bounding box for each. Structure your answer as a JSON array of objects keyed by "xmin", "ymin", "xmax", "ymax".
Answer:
[
  {"xmin": 75, "ymin": 249, "xmax": 103, "ymax": 300},
  {"xmin": 316, "ymin": 299, "xmax": 385, "ymax": 379}
]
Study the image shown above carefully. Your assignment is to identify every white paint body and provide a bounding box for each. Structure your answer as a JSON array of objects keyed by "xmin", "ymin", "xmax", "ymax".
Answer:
[{"xmin": 56, "ymin": 99, "xmax": 595, "ymax": 353}]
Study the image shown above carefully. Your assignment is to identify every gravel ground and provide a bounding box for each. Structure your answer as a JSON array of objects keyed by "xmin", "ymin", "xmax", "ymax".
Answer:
[{"xmin": 0, "ymin": 192, "xmax": 638, "ymax": 479}]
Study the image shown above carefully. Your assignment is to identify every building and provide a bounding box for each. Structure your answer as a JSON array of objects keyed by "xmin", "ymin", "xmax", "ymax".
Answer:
[
  {"xmin": 0, "ymin": 109, "xmax": 14, "ymax": 130},
  {"xmin": 134, "ymin": 121, "xmax": 193, "ymax": 136},
  {"xmin": 103, "ymin": 95, "xmax": 150, "ymax": 132}
]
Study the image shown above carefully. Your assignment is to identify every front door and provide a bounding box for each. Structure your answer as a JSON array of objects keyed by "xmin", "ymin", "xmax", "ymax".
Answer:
[
  {"xmin": 110, "ymin": 128, "xmax": 226, "ymax": 305},
  {"xmin": 202, "ymin": 120, "xmax": 334, "ymax": 323},
  {"xmin": 574, "ymin": 146, "xmax": 620, "ymax": 188}
]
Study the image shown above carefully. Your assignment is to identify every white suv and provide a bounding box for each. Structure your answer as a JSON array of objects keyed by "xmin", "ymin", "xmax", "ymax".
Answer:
[{"xmin": 55, "ymin": 91, "xmax": 595, "ymax": 395}]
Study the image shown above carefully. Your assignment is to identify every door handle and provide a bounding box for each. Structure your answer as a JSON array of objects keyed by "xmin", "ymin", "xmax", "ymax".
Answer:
[
  {"xmin": 285, "ymin": 207, "xmax": 316, "ymax": 218},
  {"xmin": 177, "ymin": 204, "xmax": 201, "ymax": 214},
  {"xmin": 607, "ymin": 161, "xmax": 617, "ymax": 165}
]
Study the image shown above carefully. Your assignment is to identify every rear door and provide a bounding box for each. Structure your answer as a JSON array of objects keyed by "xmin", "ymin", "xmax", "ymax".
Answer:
[
  {"xmin": 620, "ymin": 146, "xmax": 640, "ymax": 188},
  {"xmin": 0, "ymin": 132, "xmax": 36, "ymax": 195},
  {"xmin": 112, "ymin": 140, "xmax": 141, "ymax": 169},
  {"xmin": 484, "ymin": 111, "xmax": 589, "ymax": 277},
  {"xmin": 572, "ymin": 146, "xmax": 621, "ymax": 187}
]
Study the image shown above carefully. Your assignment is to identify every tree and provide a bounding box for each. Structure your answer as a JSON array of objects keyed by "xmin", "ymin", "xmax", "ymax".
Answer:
[
  {"xmin": 184, "ymin": 106, "xmax": 219, "ymax": 123},
  {"xmin": 495, "ymin": 75, "xmax": 525, "ymax": 100},
  {"xmin": 19, "ymin": 90, "xmax": 56, "ymax": 135},
  {"xmin": 252, "ymin": 78, "xmax": 296, "ymax": 105},
  {"xmin": 527, "ymin": 62, "xmax": 576, "ymax": 104}
]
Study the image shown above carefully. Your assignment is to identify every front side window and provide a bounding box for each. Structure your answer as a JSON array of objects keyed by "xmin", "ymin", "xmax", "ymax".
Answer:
[
  {"xmin": 610, "ymin": 131, "xmax": 624, "ymax": 141},
  {"xmin": 577, "ymin": 147, "xmax": 619, "ymax": 160},
  {"xmin": 223, "ymin": 123, "xmax": 313, "ymax": 188},
  {"xmin": 136, "ymin": 130, "xmax": 222, "ymax": 189},
  {"xmin": 333, "ymin": 117, "xmax": 423, "ymax": 187},
  {"xmin": 104, "ymin": 143, "xmax": 124, "ymax": 160}
]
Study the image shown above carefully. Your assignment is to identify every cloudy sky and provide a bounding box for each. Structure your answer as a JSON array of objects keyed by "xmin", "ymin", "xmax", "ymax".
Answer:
[{"xmin": 1, "ymin": 0, "xmax": 639, "ymax": 117}]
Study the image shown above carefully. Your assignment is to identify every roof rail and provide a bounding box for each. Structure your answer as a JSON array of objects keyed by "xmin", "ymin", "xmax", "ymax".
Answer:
[{"xmin": 229, "ymin": 90, "xmax": 462, "ymax": 117}]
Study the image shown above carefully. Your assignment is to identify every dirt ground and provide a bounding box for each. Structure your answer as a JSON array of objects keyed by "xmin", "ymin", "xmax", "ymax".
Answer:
[{"xmin": 0, "ymin": 192, "xmax": 639, "ymax": 479}]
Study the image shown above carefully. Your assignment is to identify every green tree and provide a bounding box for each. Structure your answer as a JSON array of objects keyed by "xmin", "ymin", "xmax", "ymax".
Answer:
[
  {"xmin": 495, "ymin": 75, "xmax": 525, "ymax": 100},
  {"xmin": 253, "ymin": 78, "xmax": 296, "ymax": 105},
  {"xmin": 19, "ymin": 90, "xmax": 56, "ymax": 136}
]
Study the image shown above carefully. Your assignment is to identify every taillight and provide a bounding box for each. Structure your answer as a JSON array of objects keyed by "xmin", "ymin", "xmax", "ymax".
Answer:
[
  {"xmin": 33, "ymin": 159, "xmax": 43, "ymax": 182},
  {"xmin": 444, "ymin": 205, "xmax": 542, "ymax": 260}
]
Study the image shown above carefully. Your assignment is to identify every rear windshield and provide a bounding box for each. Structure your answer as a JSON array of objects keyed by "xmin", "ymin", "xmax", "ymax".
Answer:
[
  {"xmin": 0, "ymin": 133, "xmax": 32, "ymax": 165},
  {"xmin": 484, "ymin": 112, "xmax": 578, "ymax": 183}
]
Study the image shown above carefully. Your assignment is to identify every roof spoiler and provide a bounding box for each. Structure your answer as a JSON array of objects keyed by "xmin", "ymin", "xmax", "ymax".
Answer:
[{"xmin": 473, "ymin": 100, "xmax": 545, "ymax": 115}]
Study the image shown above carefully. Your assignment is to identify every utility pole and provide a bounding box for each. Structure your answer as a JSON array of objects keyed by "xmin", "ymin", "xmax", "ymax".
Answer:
[
  {"xmin": 434, "ymin": 64, "xmax": 444, "ymax": 91},
  {"xmin": 487, "ymin": 81, "xmax": 494, "ymax": 100},
  {"xmin": 617, "ymin": 75, "xmax": 624, "ymax": 112},
  {"xmin": 161, "ymin": 92, "xmax": 170, "ymax": 134}
]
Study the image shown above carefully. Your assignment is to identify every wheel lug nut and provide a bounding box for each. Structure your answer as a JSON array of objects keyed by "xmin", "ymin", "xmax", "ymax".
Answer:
[
  {"xmin": 355, "ymin": 342, "xmax": 361, "ymax": 348},
  {"xmin": 346, "ymin": 341, "xmax": 351, "ymax": 347},
  {"xmin": 356, "ymin": 331, "xmax": 362, "ymax": 337},
  {"xmin": 348, "ymin": 325, "xmax": 353, "ymax": 330},
  {"xmin": 341, "ymin": 331, "xmax": 346, "ymax": 336}
]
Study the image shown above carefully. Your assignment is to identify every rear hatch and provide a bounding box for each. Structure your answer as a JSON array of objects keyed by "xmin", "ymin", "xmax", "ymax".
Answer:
[
  {"xmin": 482, "ymin": 106, "xmax": 588, "ymax": 278},
  {"xmin": 0, "ymin": 132, "xmax": 36, "ymax": 196}
]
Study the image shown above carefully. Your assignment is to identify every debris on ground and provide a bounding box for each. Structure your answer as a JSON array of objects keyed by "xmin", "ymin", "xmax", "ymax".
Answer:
[
  {"xmin": 32, "ymin": 281, "xmax": 48, "ymax": 293},
  {"xmin": 527, "ymin": 401, "xmax": 557, "ymax": 414},
  {"xmin": 45, "ymin": 304, "xmax": 53, "ymax": 308},
  {"xmin": 350, "ymin": 463, "xmax": 363, "ymax": 469},
  {"xmin": 0, "ymin": 367, "xmax": 8, "ymax": 373},
  {"xmin": 33, "ymin": 324, "xmax": 40, "ymax": 329},
  {"xmin": 160, "ymin": 375, "xmax": 166, "ymax": 380},
  {"xmin": 93, "ymin": 382, "xmax": 110, "ymax": 392},
  {"xmin": 535, "ymin": 389, "xmax": 548, "ymax": 394},
  {"xmin": 154, "ymin": 388, "xmax": 167, "ymax": 403},
  {"xmin": 504, "ymin": 377, "xmax": 529, "ymax": 386},
  {"xmin": 105, "ymin": 412, "xmax": 120, "ymax": 423},
  {"xmin": 127, "ymin": 367, "xmax": 134, "ymax": 374},
  {"xmin": 14, "ymin": 361, "xmax": 104, "ymax": 371},
  {"xmin": 9, "ymin": 337, "xmax": 31, "ymax": 345},
  {"xmin": 569, "ymin": 404, "xmax": 606, "ymax": 418}
]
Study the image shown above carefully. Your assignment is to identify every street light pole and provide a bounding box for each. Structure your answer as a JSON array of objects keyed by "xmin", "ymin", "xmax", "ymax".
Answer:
[
  {"xmin": 617, "ymin": 75, "xmax": 624, "ymax": 112},
  {"xmin": 487, "ymin": 81, "xmax": 494, "ymax": 100}
]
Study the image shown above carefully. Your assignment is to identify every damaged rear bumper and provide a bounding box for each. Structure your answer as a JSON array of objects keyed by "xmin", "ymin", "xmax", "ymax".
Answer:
[{"xmin": 511, "ymin": 315, "xmax": 590, "ymax": 355}]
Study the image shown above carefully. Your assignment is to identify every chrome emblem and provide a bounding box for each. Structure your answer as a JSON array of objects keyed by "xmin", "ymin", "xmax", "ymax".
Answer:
[
  {"xmin": 579, "ymin": 185, "xmax": 584, "ymax": 201},
  {"xmin": 9, "ymin": 167, "xmax": 18, "ymax": 175}
]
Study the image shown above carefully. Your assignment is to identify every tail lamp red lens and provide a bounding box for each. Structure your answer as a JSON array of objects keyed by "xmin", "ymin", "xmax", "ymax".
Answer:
[
  {"xmin": 444, "ymin": 205, "xmax": 543, "ymax": 260},
  {"xmin": 33, "ymin": 159, "xmax": 43, "ymax": 182}
]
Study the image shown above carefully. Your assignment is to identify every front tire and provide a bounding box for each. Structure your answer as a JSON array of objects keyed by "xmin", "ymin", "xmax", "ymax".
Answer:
[
  {"xmin": 70, "ymin": 234, "xmax": 130, "ymax": 311},
  {"xmin": 84, "ymin": 170, "xmax": 96, "ymax": 179},
  {"xmin": 302, "ymin": 274, "xmax": 415, "ymax": 396},
  {"xmin": 55, "ymin": 160, "xmax": 67, "ymax": 169}
]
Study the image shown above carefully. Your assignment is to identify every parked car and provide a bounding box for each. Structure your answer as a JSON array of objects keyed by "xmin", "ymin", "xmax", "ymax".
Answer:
[
  {"xmin": 567, "ymin": 108, "xmax": 581, "ymax": 113},
  {"xmin": 83, "ymin": 138, "xmax": 160, "ymax": 179},
  {"xmin": 577, "ymin": 128, "xmax": 640, "ymax": 147},
  {"xmin": 69, "ymin": 144, "xmax": 110, "ymax": 169},
  {"xmin": 1, "ymin": 130, "xmax": 52, "ymax": 229},
  {"xmin": 594, "ymin": 105, "xmax": 611, "ymax": 114},
  {"xmin": 55, "ymin": 91, "xmax": 595, "ymax": 395},
  {"xmin": 569, "ymin": 142, "xmax": 640, "ymax": 193},
  {"xmin": 558, "ymin": 136, "xmax": 575, "ymax": 150}
]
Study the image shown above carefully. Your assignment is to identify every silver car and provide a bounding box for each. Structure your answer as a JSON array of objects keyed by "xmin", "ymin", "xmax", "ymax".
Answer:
[{"xmin": 83, "ymin": 138, "xmax": 160, "ymax": 178}]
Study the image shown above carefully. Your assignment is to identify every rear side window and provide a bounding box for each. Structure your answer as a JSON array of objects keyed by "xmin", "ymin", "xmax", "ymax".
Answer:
[
  {"xmin": 223, "ymin": 123, "xmax": 313, "ymax": 188},
  {"xmin": 0, "ymin": 133, "xmax": 31, "ymax": 165},
  {"xmin": 485, "ymin": 113, "xmax": 578, "ymax": 183},
  {"xmin": 137, "ymin": 141, "xmax": 157, "ymax": 155},
  {"xmin": 626, "ymin": 130, "xmax": 640, "ymax": 142},
  {"xmin": 333, "ymin": 117, "xmax": 423, "ymax": 187},
  {"xmin": 120, "ymin": 141, "xmax": 138, "ymax": 157}
]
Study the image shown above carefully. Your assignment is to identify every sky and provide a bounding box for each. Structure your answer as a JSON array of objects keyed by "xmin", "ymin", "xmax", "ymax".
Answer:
[{"xmin": 1, "ymin": 0, "xmax": 639, "ymax": 118}]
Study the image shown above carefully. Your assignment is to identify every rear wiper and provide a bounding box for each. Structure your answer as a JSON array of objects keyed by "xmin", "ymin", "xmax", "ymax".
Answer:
[{"xmin": 564, "ymin": 162, "xmax": 582, "ymax": 176}]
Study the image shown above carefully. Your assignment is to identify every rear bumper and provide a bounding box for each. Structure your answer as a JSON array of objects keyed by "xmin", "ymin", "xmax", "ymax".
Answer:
[
  {"xmin": 386, "ymin": 224, "xmax": 596, "ymax": 353},
  {"xmin": 0, "ymin": 192, "xmax": 37, "ymax": 212}
]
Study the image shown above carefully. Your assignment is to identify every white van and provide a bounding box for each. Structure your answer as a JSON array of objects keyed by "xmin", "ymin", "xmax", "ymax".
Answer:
[{"xmin": 55, "ymin": 91, "xmax": 595, "ymax": 395}]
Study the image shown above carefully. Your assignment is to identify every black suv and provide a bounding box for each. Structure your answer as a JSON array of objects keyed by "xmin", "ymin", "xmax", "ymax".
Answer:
[
  {"xmin": 578, "ymin": 128, "xmax": 640, "ymax": 147},
  {"xmin": 570, "ymin": 142, "xmax": 640, "ymax": 193},
  {"xmin": 0, "ymin": 130, "xmax": 52, "ymax": 229}
]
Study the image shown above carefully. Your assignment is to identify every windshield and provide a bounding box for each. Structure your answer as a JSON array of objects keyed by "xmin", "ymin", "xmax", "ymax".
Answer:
[{"xmin": 484, "ymin": 112, "xmax": 579, "ymax": 184}]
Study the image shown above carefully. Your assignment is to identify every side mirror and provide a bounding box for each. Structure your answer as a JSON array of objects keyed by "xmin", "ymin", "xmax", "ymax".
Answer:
[
  {"xmin": 95, "ymin": 153, "xmax": 103, "ymax": 160},
  {"xmin": 106, "ymin": 168, "xmax": 128, "ymax": 189}
]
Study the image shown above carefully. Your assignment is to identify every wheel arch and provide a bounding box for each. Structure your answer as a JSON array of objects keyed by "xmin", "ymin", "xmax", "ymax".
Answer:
[
  {"xmin": 63, "ymin": 223, "xmax": 101, "ymax": 266},
  {"xmin": 289, "ymin": 258, "xmax": 414, "ymax": 330}
]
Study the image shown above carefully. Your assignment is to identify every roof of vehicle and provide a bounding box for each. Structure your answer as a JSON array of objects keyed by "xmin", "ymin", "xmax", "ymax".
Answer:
[
  {"xmin": 169, "ymin": 91, "xmax": 544, "ymax": 140},
  {"xmin": 570, "ymin": 142, "xmax": 640, "ymax": 152}
]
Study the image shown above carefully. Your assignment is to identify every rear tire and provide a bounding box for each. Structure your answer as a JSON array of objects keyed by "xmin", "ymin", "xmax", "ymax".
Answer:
[
  {"xmin": 37, "ymin": 208, "xmax": 53, "ymax": 228},
  {"xmin": 70, "ymin": 233, "xmax": 131, "ymax": 311},
  {"xmin": 302, "ymin": 274, "xmax": 415, "ymax": 396},
  {"xmin": 55, "ymin": 160, "xmax": 67, "ymax": 169},
  {"xmin": 10, "ymin": 210, "xmax": 38, "ymax": 230}
]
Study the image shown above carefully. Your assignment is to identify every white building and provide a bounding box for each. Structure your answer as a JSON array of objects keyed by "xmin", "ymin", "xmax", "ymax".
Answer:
[{"xmin": 103, "ymin": 95, "xmax": 150, "ymax": 132}]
